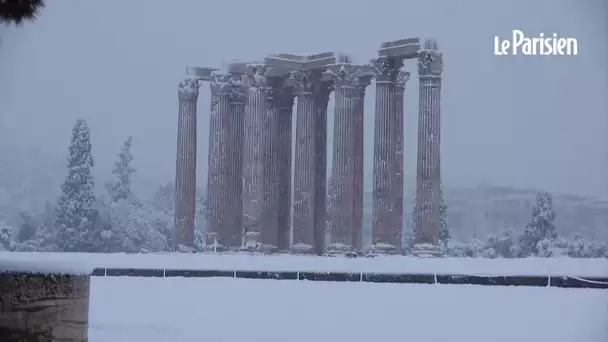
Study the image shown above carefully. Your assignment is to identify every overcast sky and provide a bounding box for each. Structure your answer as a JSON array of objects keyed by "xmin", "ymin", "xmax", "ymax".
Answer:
[{"xmin": 0, "ymin": 0, "xmax": 606, "ymax": 197}]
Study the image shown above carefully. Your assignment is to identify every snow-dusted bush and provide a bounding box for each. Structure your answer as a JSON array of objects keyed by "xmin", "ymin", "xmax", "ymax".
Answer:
[
  {"xmin": 536, "ymin": 235, "xmax": 608, "ymax": 258},
  {"xmin": 94, "ymin": 199, "xmax": 172, "ymax": 253},
  {"xmin": 485, "ymin": 230, "xmax": 515, "ymax": 258}
]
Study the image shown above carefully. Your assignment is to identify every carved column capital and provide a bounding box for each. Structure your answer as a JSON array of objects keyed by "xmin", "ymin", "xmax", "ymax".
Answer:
[
  {"xmin": 229, "ymin": 73, "xmax": 247, "ymax": 104},
  {"xmin": 370, "ymin": 58, "xmax": 401, "ymax": 83},
  {"xmin": 327, "ymin": 64, "xmax": 363, "ymax": 89},
  {"xmin": 245, "ymin": 63, "xmax": 270, "ymax": 89},
  {"xmin": 395, "ymin": 71, "xmax": 411, "ymax": 92},
  {"xmin": 355, "ymin": 75, "xmax": 373, "ymax": 98},
  {"xmin": 210, "ymin": 71, "xmax": 247, "ymax": 103},
  {"xmin": 210, "ymin": 71, "xmax": 232, "ymax": 96},
  {"xmin": 417, "ymin": 50, "xmax": 443, "ymax": 77},
  {"xmin": 178, "ymin": 77, "xmax": 200, "ymax": 102}
]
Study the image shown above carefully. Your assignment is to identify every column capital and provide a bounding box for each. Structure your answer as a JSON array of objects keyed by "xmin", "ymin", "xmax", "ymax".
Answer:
[
  {"xmin": 210, "ymin": 71, "xmax": 232, "ymax": 96},
  {"xmin": 370, "ymin": 58, "xmax": 401, "ymax": 83},
  {"xmin": 327, "ymin": 63, "xmax": 362, "ymax": 88},
  {"xmin": 395, "ymin": 71, "xmax": 411, "ymax": 91},
  {"xmin": 178, "ymin": 77, "xmax": 200, "ymax": 102},
  {"xmin": 417, "ymin": 49, "xmax": 443, "ymax": 77},
  {"xmin": 210, "ymin": 71, "xmax": 247, "ymax": 103},
  {"xmin": 290, "ymin": 70, "xmax": 331, "ymax": 96},
  {"xmin": 355, "ymin": 75, "xmax": 373, "ymax": 98}
]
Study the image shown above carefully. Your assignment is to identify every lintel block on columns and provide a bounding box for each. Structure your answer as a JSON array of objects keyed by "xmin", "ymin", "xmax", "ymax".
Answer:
[
  {"xmin": 264, "ymin": 52, "xmax": 351, "ymax": 71},
  {"xmin": 186, "ymin": 66, "xmax": 220, "ymax": 81},
  {"xmin": 378, "ymin": 37, "xmax": 421, "ymax": 60}
]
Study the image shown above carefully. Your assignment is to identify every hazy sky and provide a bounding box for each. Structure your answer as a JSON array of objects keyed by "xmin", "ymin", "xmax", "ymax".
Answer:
[{"xmin": 0, "ymin": 0, "xmax": 606, "ymax": 197}]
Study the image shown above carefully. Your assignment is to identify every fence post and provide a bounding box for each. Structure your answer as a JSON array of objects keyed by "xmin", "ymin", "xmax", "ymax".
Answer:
[{"xmin": 0, "ymin": 260, "xmax": 92, "ymax": 341}]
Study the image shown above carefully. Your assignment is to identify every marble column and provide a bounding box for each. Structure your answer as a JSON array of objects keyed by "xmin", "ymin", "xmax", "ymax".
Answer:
[
  {"xmin": 394, "ymin": 71, "xmax": 410, "ymax": 251},
  {"xmin": 415, "ymin": 39, "xmax": 444, "ymax": 250},
  {"xmin": 260, "ymin": 76, "xmax": 282, "ymax": 251},
  {"xmin": 227, "ymin": 73, "xmax": 246, "ymax": 248},
  {"xmin": 313, "ymin": 76, "xmax": 332, "ymax": 255},
  {"xmin": 174, "ymin": 76, "xmax": 199, "ymax": 248},
  {"xmin": 291, "ymin": 70, "xmax": 332, "ymax": 254},
  {"xmin": 327, "ymin": 64, "xmax": 368, "ymax": 252},
  {"xmin": 207, "ymin": 71, "xmax": 244, "ymax": 249},
  {"xmin": 276, "ymin": 82, "xmax": 295, "ymax": 251},
  {"xmin": 370, "ymin": 58, "xmax": 402, "ymax": 254},
  {"xmin": 242, "ymin": 65, "xmax": 269, "ymax": 249},
  {"xmin": 353, "ymin": 75, "xmax": 372, "ymax": 251}
]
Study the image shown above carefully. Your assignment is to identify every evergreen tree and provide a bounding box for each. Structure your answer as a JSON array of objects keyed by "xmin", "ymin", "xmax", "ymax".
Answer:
[
  {"xmin": 517, "ymin": 191, "xmax": 556, "ymax": 256},
  {"xmin": 55, "ymin": 119, "xmax": 98, "ymax": 252},
  {"xmin": 107, "ymin": 137, "xmax": 135, "ymax": 202},
  {"xmin": 438, "ymin": 184, "xmax": 449, "ymax": 247},
  {"xmin": 0, "ymin": 0, "xmax": 45, "ymax": 25}
]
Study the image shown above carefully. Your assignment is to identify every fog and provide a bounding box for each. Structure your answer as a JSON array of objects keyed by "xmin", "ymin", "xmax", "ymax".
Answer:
[{"xmin": 0, "ymin": 0, "xmax": 606, "ymax": 197}]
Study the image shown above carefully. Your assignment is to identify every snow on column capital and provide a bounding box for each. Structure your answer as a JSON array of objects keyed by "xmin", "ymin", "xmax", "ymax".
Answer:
[
  {"xmin": 370, "ymin": 57, "xmax": 402, "ymax": 83},
  {"xmin": 178, "ymin": 76, "xmax": 200, "ymax": 101},
  {"xmin": 395, "ymin": 71, "xmax": 411, "ymax": 93},
  {"xmin": 0, "ymin": 260, "xmax": 92, "ymax": 341},
  {"xmin": 417, "ymin": 39, "xmax": 444, "ymax": 78}
]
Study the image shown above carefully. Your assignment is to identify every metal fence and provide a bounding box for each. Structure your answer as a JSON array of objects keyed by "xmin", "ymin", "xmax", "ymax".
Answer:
[{"xmin": 91, "ymin": 268, "xmax": 608, "ymax": 289}]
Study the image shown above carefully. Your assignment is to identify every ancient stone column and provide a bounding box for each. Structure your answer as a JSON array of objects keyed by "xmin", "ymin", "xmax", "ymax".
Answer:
[
  {"xmin": 414, "ymin": 39, "xmax": 444, "ymax": 252},
  {"xmin": 242, "ymin": 65, "xmax": 269, "ymax": 249},
  {"xmin": 207, "ymin": 71, "xmax": 235, "ymax": 249},
  {"xmin": 394, "ymin": 71, "xmax": 410, "ymax": 250},
  {"xmin": 370, "ymin": 58, "xmax": 402, "ymax": 254},
  {"xmin": 227, "ymin": 72, "xmax": 247, "ymax": 249},
  {"xmin": 276, "ymin": 81, "xmax": 295, "ymax": 251},
  {"xmin": 260, "ymin": 75, "xmax": 283, "ymax": 251},
  {"xmin": 313, "ymin": 76, "xmax": 333, "ymax": 255},
  {"xmin": 291, "ymin": 70, "xmax": 332, "ymax": 254},
  {"xmin": 327, "ymin": 64, "xmax": 371, "ymax": 253},
  {"xmin": 353, "ymin": 75, "xmax": 373, "ymax": 251},
  {"xmin": 174, "ymin": 76, "xmax": 200, "ymax": 248},
  {"xmin": 0, "ymin": 261, "xmax": 91, "ymax": 341}
]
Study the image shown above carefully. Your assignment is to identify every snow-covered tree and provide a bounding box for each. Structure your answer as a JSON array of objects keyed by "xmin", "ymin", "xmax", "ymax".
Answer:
[
  {"xmin": 0, "ymin": 0, "xmax": 45, "ymax": 25},
  {"xmin": 107, "ymin": 137, "xmax": 135, "ymax": 202},
  {"xmin": 151, "ymin": 182, "xmax": 174, "ymax": 213},
  {"xmin": 516, "ymin": 191, "xmax": 556, "ymax": 257},
  {"xmin": 94, "ymin": 198, "xmax": 172, "ymax": 253},
  {"xmin": 438, "ymin": 184, "xmax": 449, "ymax": 247},
  {"xmin": 55, "ymin": 119, "xmax": 98, "ymax": 252}
]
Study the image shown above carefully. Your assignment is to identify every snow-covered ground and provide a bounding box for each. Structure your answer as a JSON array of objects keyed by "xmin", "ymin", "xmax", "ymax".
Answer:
[
  {"xmin": 89, "ymin": 277, "xmax": 608, "ymax": 342},
  {"xmin": 2, "ymin": 252, "xmax": 608, "ymax": 277}
]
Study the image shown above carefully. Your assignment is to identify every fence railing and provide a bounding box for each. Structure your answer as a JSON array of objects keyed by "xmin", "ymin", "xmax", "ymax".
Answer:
[{"xmin": 91, "ymin": 268, "xmax": 608, "ymax": 289}]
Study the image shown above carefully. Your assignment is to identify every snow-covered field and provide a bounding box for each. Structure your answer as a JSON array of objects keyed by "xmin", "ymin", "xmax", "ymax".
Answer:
[
  {"xmin": 2, "ymin": 252, "xmax": 608, "ymax": 277},
  {"xmin": 89, "ymin": 277, "xmax": 608, "ymax": 342}
]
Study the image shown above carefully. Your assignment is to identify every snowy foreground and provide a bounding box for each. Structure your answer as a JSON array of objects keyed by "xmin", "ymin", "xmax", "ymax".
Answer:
[
  {"xmin": 89, "ymin": 277, "xmax": 608, "ymax": 342},
  {"xmin": 2, "ymin": 252, "xmax": 608, "ymax": 277}
]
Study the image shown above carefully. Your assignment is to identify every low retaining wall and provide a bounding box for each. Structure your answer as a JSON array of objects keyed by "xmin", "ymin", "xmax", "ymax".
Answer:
[
  {"xmin": 0, "ymin": 261, "xmax": 92, "ymax": 341},
  {"xmin": 91, "ymin": 267, "xmax": 608, "ymax": 289}
]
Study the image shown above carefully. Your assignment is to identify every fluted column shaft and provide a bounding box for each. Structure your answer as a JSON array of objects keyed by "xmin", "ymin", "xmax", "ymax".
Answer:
[
  {"xmin": 327, "ymin": 65, "xmax": 370, "ymax": 251},
  {"xmin": 352, "ymin": 77, "xmax": 371, "ymax": 251},
  {"xmin": 415, "ymin": 48, "xmax": 444, "ymax": 246},
  {"xmin": 328, "ymin": 86, "xmax": 355, "ymax": 247},
  {"xmin": 313, "ymin": 82, "xmax": 332, "ymax": 255},
  {"xmin": 207, "ymin": 71, "xmax": 245, "ymax": 249},
  {"xmin": 276, "ymin": 87, "xmax": 295, "ymax": 251},
  {"xmin": 394, "ymin": 72, "xmax": 410, "ymax": 250},
  {"xmin": 242, "ymin": 67, "xmax": 269, "ymax": 247},
  {"xmin": 371, "ymin": 58, "xmax": 401, "ymax": 252},
  {"xmin": 228, "ymin": 76, "xmax": 246, "ymax": 248},
  {"xmin": 292, "ymin": 70, "xmax": 332, "ymax": 254},
  {"xmin": 260, "ymin": 80, "xmax": 282, "ymax": 249},
  {"xmin": 175, "ymin": 77, "xmax": 199, "ymax": 247},
  {"xmin": 292, "ymin": 81, "xmax": 316, "ymax": 251}
]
